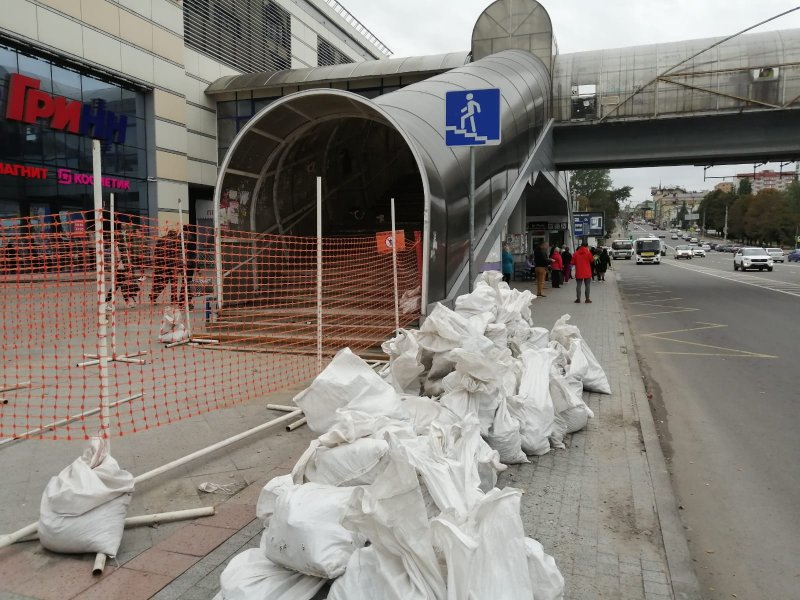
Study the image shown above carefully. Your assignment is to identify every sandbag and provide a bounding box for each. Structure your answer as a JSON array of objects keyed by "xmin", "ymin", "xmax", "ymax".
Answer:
[
  {"xmin": 418, "ymin": 304, "xmax": 479, "ymax": 353},
  {"xmin": 401, "ymin": 395, "xmax": 459, "ymax": 435},
  {"xmin": 484, "ymin": 323, "xmax": 508, "ymax": 350},
  {"xmin": 215, "ymin": 548, "xmax": 326, "ymax": 600},
  {"xmin": 423, "ymin": 352, "xmax": 457, "ymax": 397},
  {"xmin": 487, "ymin": 397, "xmax": 528, "ymax": 464},
  {"xmin": 158, "ymin": 306, "xmax": 188, "ymax": 343},
  {"xmin": 549, "ymin": 364, "xmax": 594, "ymax": 443},
  {"xmin": 38, "ymin": 438, "xmax": 134, "ymax": 557},
  {"xmin": 392, "ymin": 417, "xmax": 486, "ymax": 519},
  {"xmin": 262, "ymin": 483, "xmax": 365, "ymax": 578},
  {"xmin": 291, "ymin": 438, "xmax": 389, "ymax": 487},
  {"xmin": 317, "ymin": 410, "xmax": 416, "ymax": 447},
  {"xmin": 550, "ymin": 314, "xmax": 582, "ymax": 349},
  {"xmin": 431, "ymin": 488, "xmax": 532, "ymax": 600},
  {"xmin": 329, "ymin": 454, "xmax": 446, "ymax": 600},
  {"xmin": 439, "ymin": 372, "xmax": 497, "ymax": 437},
  {"xmin": 570, "ymin": 339, "xmax": 611, "ymax": 395},
  {"xmin": 525, "ymin": 537, "xmax": 565, "ymax": 600},
  {"xmin": 293, "ymin": 348, "xmax": 408, "ymax": 434},
  {"xmin": 382, "ymin": 329, "xmax": 424, "ymax": 395},
  {"xmin": 514, "ymin": 348, "xmax": 558, "ymax": 456},
  {"xmin": 256, "ymin": 474, "xmax": 294, "ymax": 524}
]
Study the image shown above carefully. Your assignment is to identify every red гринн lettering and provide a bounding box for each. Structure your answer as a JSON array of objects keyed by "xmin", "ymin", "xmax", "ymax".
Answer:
[
  {"xmin": 5, "ymin": 74, "xmax": 39, "ymax": 121},
  {"xmin": 50, "ymin": 97, "xmax": 82, "ymax": 134},
  {"xmin": 23, "ymin": 88, "xmax": 56, "ymax": 124}
]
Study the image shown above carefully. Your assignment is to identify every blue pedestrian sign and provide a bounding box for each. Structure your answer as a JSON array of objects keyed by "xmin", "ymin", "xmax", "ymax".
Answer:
[{"xmin": 445, "ymin": 88, "xmax": 501, "ymax": 147}]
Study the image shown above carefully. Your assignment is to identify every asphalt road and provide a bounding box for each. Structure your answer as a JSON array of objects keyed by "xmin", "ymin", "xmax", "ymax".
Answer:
[{"xmin": 614, "ymin": 235, "xmax": 800, "ymax": 600}]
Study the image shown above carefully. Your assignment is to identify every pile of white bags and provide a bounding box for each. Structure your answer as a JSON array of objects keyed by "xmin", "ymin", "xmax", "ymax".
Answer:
[
  {"xmin": 217, "ymin": 272, "xmax": 615, "ymax": 599},
  {"xmin": 38, "ymin": 437, "xmax": 134, "ymax": 557}
]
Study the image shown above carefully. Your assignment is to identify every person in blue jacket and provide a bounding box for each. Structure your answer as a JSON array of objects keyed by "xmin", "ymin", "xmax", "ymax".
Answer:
[{"xmin": 502, "ymin": 244, "xmax": 514, "ymax": 283}]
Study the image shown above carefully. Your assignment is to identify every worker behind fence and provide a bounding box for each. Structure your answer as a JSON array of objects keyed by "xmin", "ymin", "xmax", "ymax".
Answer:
[{"xmin": 149, "ymin": 228, "xmax": 181, "ymax": 305}]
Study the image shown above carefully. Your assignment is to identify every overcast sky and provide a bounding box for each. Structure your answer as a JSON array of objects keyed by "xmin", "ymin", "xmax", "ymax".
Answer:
[{"xmin": 342, "ymin": 0, "xmax": 800, "ymax": 204}]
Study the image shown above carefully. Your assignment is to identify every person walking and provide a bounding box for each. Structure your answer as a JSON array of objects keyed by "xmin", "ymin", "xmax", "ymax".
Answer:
[
  {"xmin": 572, "ymin": 241, "xmax": 594, "ymax": 303},
  {"xmin": 533, "ymin": 241, "xmax": 551, "ymax": 297},
  {"xmin": 561, "ymin": 246, "xmax": 572, "ymax": 283},
  {"xmin": 501, "ymin": 245, "xmax": 514, "ymax": 284},
  {"xmin": 597, "ymin": 248, "xmax": 611, "ymax": 281},
  {"xmin": 550, "ymin": 247, "xmax": 563, "ymax": 288}
]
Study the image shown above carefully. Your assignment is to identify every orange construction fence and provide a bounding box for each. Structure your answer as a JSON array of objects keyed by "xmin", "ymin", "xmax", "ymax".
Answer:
[{"xmin": 0, "ymin": 211, "xmax": 421, "ymax": 441}]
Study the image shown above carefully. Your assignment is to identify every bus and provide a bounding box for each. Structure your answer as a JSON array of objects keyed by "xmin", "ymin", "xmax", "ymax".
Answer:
[
  {"xmin": 611, "ymin": 239, "xmax": 633, "ymax": 260},
  {"xmin": 634, "ymin": 237, "xmax": 662, "ymax": 264}
]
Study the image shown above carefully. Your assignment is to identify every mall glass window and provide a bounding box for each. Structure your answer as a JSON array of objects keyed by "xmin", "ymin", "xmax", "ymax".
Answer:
[
  {"xmin": 318, "ymin": 36, "xmax": 354, "ymax": 67},
  {"xmin": 185, "ymin": 0, "xmax": 291, "ymax": 73},
  {"xmin": 0, "ymin": 42, "xmax": 149, "ymax": 218}
]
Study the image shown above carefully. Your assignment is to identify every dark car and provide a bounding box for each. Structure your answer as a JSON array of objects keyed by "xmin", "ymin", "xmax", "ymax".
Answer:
[
  {"xmin": 709, "ymin": 243, "xmax": 718, "ymax": 250},
  {"xmin": 788, "ymin": 249, "xmax": 800, "ymax": 262}
]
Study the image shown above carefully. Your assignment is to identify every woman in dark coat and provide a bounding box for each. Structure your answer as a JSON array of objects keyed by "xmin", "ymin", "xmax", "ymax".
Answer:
[{"xmin": 597, "ymin": 248, "xmax": 611, "ymax": 281}]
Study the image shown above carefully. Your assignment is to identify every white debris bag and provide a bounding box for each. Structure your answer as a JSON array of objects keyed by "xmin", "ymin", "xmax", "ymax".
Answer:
[
  {"xmin": 262, "ymin": 482, "xmax": 365, "ymax": 579},
  {"xmin": 431, "ymin": 488, "xmax": 533, "ymax": 600},
  {"xmin": 215, "ymin": 548, "xmax": 326, "ymax": 600},
  {"xmin": 293, "ymin": 348, "xmax": 408, "ymax": 434},
  {"xmin": 255, "ymin": 474, "xmax": 294, "ymax": 524},
  {"xmin": 549, "ymin": 314, "xmax": 582, "ymax": 349},
  {"xmin": 382, "ymin": 329, "xmax": 425, "ymax": 395},
  {"xmin": 550, "ymin": 365, "xmax": 594, "ymax": 435},
  {"xmin": 38, "ymin": 437, "xmax": 134, "ymax": 557},
  {"xmin": 401, "ymin": 395, "xmax": 460, "ymax": 435},
  {"xmin": 525, "ymin": 537, "xmax": 565, "ymax": 600},
  {"xmin": 439, "ymin": 371, "xmax": 497, "ymax": 437},
  {"xmin": 570, "ymin": 339, "xmax": 611, "ymax": 395},
  {"xmin": 423, "ymin": 351, "xmax": 457, "ymax": 397},
  {"xmin": 417, "ymin": 304, "xmax": 481, "ymax": 353},
  {"xmin": 291, "ymin": 438, "xmax": 389, "ymax": 487},
  {"xmin": 487, "ymin": 396, "xmax": 528, "ymax": 464},
  {"xmin": 158, "ymin": 306, "xmax": 188, "ymax": 343},
  {"xmin": 513, "ymin": 348, "xmax": 558, "ymax": 456},
  {"xmin": 328, "ymin": 454, "xmax": 446, "ymax": 600}
]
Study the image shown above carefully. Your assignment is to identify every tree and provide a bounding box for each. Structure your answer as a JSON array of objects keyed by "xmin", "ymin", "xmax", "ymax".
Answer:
[
  {"xmin": 570, "ymin": 170, "xmax": 612, "ymax": 202},
  {"xmin": 699, "ymin": 189, "xmax": 737, "ymax": 231},
  {"xmin": 676, "ymin": 201, "xmax": 688, "ymax": 228},
  {"xmin": 737, "ymin": 177, "xmax": 752, "ymax": 196}
]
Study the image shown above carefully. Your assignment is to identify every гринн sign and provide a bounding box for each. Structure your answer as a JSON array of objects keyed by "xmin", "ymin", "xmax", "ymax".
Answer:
[{"xmin": 5, "ymin": 74, "xmax": 128, "ymax": 145}]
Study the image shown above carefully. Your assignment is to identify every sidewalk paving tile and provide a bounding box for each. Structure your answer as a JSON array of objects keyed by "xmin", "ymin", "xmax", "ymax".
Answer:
[
  {"xmin": 124, "ymin": 549, "xmax": 200, "ymax": 578},
  {"xmin": 198, "ymin": 503, "xmax": 257, "ymax": 531},
  {"xmin": 155, "ymin": 524, "xmax": 236, "ymax": 557},
  {"xmin": 72, "ymin": 568, "xmax": 172, "ymax": 600}
]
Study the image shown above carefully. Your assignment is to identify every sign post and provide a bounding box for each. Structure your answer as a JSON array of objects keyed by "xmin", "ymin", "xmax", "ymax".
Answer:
[{"xmin": 445, "ymin": 88, "xmax": 501, "ymax": 291}]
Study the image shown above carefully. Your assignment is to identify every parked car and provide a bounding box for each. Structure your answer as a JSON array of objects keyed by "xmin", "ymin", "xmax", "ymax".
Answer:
[
  {"xmin": 671, "ymin": 234, "xmax": 679, "ymax": 240},
  {"xmin": 692, "ymin": 247, "xmax": 706, "ymax": 257},
  {"xmin": 734, "ymin": 247, "xmax": 774, "ymax": 271},
  {"xmin": 788, "ymin": 248, "xmax": 800, "ymax": 262},
  {"xmin": 766, "ymin": 248, "xmax": 785, "ymax": 262},
  {"xmin": 658, "ymin": 234, "xmax": 666, "ymax": 238},
  {"xmin": 701, "ymin": 243, "xmax": 711, "ymax": 251},
  {"xmin": 674, "ymin": 245, "xmax": 693, "ymax": 259},
  {"xmin": 709, "ymin": 243, "xmax": 718, "ymax": 250}
]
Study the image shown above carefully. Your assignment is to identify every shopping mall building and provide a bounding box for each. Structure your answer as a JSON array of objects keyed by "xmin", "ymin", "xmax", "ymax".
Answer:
[{"xmin": 0, "ymin": 0, "xmax": 388, "ymax": 226}]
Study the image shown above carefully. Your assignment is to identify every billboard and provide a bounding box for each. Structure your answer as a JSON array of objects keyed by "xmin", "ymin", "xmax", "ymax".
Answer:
[{"xmin": 573, "ymin": 212, "xmax": 605, "ymax": 237}]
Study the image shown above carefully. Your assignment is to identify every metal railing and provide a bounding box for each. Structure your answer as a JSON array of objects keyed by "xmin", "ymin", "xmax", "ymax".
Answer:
[{"xmin": 322, "ymin": 0, "xmax": 393, "ymax": 57}]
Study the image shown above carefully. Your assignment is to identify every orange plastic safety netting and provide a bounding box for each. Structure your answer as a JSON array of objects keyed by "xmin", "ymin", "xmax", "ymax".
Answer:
[{"xmin": 0, "ymin": 211, "xmax": 421, "ymax": 441}]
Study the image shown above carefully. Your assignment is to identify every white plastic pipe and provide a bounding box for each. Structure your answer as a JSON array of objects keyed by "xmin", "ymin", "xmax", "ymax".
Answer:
[
  {"xmin": 109, "ymin": 193, "xmax": 117, "ymax": 356},
  {"xmin": 123, "ymin": 506, "xmax": 215, "ymax": 528},
  {"xmin": 266, "ymin": 404, "xmax": 297, "ymax": 412},
  {"xmin": 92, "ymin": 552, "xmax": 106, "ymax": 576},
  {"xmin": 286, "ymin": 417, "xmax": 307, "ymax": 431},
  {"xmin": 390, "ymin": 197, "xmax": 400, "ymax": 332},
  {"xmin": 177, "ymin": 198, "xmax": 193, "ymax": 340},
  {"xmin": 0, "ymin": 410, "xmax": 301, "ymax": 548},
  {"xmin": 92, "ymin": 139, "xmax": 110, "ymax": 443},
  {"xmin": 316, "ymin": 176, "xmax": 323, "ymax": 373}
]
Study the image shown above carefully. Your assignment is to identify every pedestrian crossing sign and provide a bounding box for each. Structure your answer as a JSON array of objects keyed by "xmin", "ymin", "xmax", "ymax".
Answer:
[{"xmin": 445, "ymin": 88, "xmax": 501, "ymax": 147}]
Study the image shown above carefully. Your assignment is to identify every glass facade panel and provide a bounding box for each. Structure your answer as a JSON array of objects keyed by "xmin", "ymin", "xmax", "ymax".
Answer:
[{"xmin": 0, "ymin": 42, "xmax": 149, "ymax": 218}]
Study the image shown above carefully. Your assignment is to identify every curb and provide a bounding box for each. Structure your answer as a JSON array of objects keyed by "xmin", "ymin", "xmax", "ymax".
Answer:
[{"xmin": 611, "ymin": 271, "xmax": 702, "ymax": 600}]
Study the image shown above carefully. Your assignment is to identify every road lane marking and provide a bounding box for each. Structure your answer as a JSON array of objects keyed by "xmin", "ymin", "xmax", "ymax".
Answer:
[
  {"xmin": 661, "ymin": 260, "xmax": 800, "ymax": 298},
  {"xmin": 629, "ymin": 298, "xmax": 684, "ymax": 305},
  {"xmin": 633, "ymin": 308, "xmax": 700, "ymax": 318},
  {"xmin": 641, "ymin": 322, "xmax": 777, "ymax": 358}
]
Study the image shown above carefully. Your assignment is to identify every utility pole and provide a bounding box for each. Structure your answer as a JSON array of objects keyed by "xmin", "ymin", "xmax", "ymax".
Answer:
[
  {"xmin": 702, "ymin": 211, "xmax": 706, "ymax": 235},
  {"xmin": 724, "ymin": 205, "xmax": 729, "ymax": 241}
]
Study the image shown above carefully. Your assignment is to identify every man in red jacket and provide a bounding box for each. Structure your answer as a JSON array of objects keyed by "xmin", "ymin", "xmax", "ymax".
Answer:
[{"xmin": 571, "ymin": 241, "xmax": 594, "ymax": 303}]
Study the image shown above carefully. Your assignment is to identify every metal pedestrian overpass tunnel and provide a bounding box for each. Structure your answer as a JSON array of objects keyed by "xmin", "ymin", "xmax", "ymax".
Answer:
[{"xmin": 210, "ymin": 0, "xmax": 800, "ymax": 314}]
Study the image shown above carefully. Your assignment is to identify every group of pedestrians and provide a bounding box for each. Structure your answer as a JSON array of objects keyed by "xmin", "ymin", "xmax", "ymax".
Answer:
[{"xmin": 502, "ymin": 240, "xmax": 612, "ymax": 304}]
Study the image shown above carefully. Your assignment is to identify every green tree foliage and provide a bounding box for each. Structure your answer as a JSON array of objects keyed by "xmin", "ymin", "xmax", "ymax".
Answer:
[
  {"xmin": 737, "ymin": 177, "xmax": 753, "ymax": 196},
  {"xmin": 699, "ymin": 189, "xmax": 737, "ymax": 231},
  {"xmin": 676, "ymin": 201, "xmax": 688, "ymax": 228}
]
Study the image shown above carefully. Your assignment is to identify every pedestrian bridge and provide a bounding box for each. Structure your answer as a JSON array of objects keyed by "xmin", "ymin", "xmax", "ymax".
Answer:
[{"xmin": 208, "ymin": 0, "xmax": 800, "ymax": 312}]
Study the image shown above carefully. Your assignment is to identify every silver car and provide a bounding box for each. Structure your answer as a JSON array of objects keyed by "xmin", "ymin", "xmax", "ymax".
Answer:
[{"xmin": 766, "ymin": 248, "xmax": 785, "ymax": 262}]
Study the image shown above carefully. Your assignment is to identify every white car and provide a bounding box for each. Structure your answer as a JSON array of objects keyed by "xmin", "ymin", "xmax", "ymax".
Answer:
[
  {"xmin": 674, "ymin": 245, "xmax": 693, "ymax": 259},
  {"xmin": 692, "ymin": 247, "xmax": 706, "ymax": 257},
  {"xmin": 690, "ymin": 237, "xmax": 699, "ymax": 244},
  {"xmin": 671, "ymin": 234, "xmax": 679, "ymax": 240},
  {"xmin": 734, "ymin": 247, "xmax": 774, "ymax": 272},
  {"xmin": 766, "ymin": 248, "xmax": 785, "ymax": 262},
  {"xmin": 701, "ymin": 243, "xmax": 711, "ymax": 251}
]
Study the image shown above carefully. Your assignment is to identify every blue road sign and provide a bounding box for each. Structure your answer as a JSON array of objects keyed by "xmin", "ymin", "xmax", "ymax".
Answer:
[
  {"xmin": 445, "ymin": 88, "xmax": 501, "ymax": 147},
  {"xmin": 573, "ymin": 211, "xmax": 605, "ymax": 236}
]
